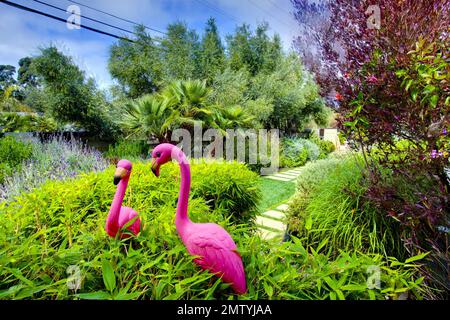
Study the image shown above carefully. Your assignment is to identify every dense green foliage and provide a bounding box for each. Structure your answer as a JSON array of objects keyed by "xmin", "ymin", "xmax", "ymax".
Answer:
[
  {"xmin": 0, "ymin": 136, "xmax": 32, "ymax": 184},
  {"xmin": 0, "ymin": 112, "xmax": 57, "ymax": 133},
  {"xmin": 109, "ymin": 20, "xmax": 329, "ymax": 136},
  {"xmin": 104, "ymin": 140, "xmax": 149, "ymax": 161},
  {"xmin": 0, "ymin": 160, "xmax": 425, "ymax": 300},
  {"xmin": 280, "ymin": 137, "xmax": 319, "ymax": 168},
  {"xmin": 189, "ymin": 160, "xmax": 260, "ymax": 223},
  {"xmin": 31, "ymin": 47, "xmax": 117, "ymax": 137},
  {"xmin": 287, "ymin": 155, "xmax": 405, "ymax": 259},
  {"xmin": 0, "ymin": 65, "xmax": 16, "ymax": 95},
  {"xmin": 0, "ymin": 136, "xmax": 108, "ymax": 202}
]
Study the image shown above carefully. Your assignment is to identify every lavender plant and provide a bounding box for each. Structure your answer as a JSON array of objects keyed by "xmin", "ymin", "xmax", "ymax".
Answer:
[{"xmin": 0, "ymin": 135, "xmax": 108, "ymax": 201}]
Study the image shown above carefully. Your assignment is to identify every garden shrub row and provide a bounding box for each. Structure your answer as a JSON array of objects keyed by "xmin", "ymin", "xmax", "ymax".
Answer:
[
  {"xmin": 280, "ymin": 136, "xmax": 335, "ymax": 168},
  {"xmin": 287, "ymin": 155, "xmax": 406, "ymax": 260},
  {"xmin": 104, "ymin": 139, "xmax": 149, "ymax": 161},
  {"xmin": 0, "ymin": 159, "xmax": 425, "ymax": 300},
  {"xmin": 0, "ymin": 135, "xmax": 108, "ymax": 201},
  {"xmin": 0, "ymin": 136, "xmax": 33, "ymax": 184}
]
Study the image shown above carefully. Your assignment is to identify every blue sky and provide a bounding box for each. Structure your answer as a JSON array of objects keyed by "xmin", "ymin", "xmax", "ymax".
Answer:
[{"xmin": 0, "ymin": 0, "xmax": 299, "ymax": 89}]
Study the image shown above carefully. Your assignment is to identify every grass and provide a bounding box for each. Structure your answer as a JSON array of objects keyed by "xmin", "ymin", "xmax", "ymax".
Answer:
[
  {"xmin": 287, "ymin": 155, "xmax": 406, "ymax": 259},
  {"xmin": 258, "ymin": 177, "xmax": 296, "ymax": 212}
]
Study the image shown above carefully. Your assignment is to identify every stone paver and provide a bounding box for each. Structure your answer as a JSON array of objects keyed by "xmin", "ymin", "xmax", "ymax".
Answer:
[
  {"xmin": 276, "ymin": 204, "xmax": 289, "ymax": 211},
  {"xmin": 275, "ymin": 173, "xmax": 298, "ymax": 179},
  {"xmin": 265, "ymin": 176, "xmax": 292, "ymax": 182},
  {"xmin": 257, "ymin": 228, "xmax": 282, "ymax": 241},
  {"xmin": 278, "ymin": 172, "xmax": 299, "ymax": 177},
  {"xmin": 261, "ymin": 210, "xmax": 285, "ymax": 221},
  {"xmin": 255, "ymin": 216, "xmax": 285, "ymax": 231}
]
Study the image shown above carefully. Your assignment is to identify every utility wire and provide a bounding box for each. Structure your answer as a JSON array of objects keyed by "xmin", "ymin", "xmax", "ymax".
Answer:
[
  {"xmin": 31, "ymin": 0, "xmax": 135, "ymax": 35},
  {"xmin": 63, "ymin": 0, "xmax": 167, "ymax": 36},
  {"xmin": 0, "ymin": 0, "xmax": 135, "ymax": 42},
  {"xmin": 247, "ymin": 0, "xmax": 297, "ymax": 30},
  {"xmin": 266, "ymin": 0, "xmax": 293, "ymax": 20},
  {"xmin": 193, "ymin": 0, "xmax": 240, "ymax": 24}
]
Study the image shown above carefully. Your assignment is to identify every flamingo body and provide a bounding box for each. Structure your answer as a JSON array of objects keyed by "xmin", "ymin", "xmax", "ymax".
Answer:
[
  {"xmin": 106, "ymin": 160, "xmax": 141, "ymax": 239},
  {"xmin": 183, "ymin": 223, "xmax": 247, "ymax": 294},
  {"xmin": 151, "ymin": 144, "xmax": 247, "ymax": 294},
  {"xmin": 110, "ymin": 206, "xmax": 140, "ymax": 238}
]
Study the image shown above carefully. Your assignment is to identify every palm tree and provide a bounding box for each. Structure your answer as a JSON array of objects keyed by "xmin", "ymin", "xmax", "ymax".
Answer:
[
  {"xmin": 162, "ymin": 80, "xmax": 215, "ymax": 128},
  {"xmin": 118, "ymin": 94, "xmax": 171, "ymax": 142},
  {"xmin": 212, "ymin": 105, "xmax": 255, "ymax": 133}
]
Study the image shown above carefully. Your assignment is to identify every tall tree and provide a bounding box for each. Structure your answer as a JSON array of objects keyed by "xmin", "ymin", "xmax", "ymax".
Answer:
[
  {"xmin": 198, "ymin": 18, "xmax": 225, "ymax": 83},
  {"xmin": 109, "ymin": 25, "xmax": 163, "ymax": 98},
  {"xmin": 226, "ymin": 24, "xmax": 254, "ymax": 73},
  {"xmin": 160, "ymin": 22, "xmax": 200, "ymax": 82},
  {"xmin": 227, "ymin": 23, "xmax": 283, "ymax": 75},
  {"xmin": 0, "ymin": 65, "xmax": 16, "ymax": 94},
  {"xmin": 33, "ymin": 46, "xmax": 115, "ymax": 136},
  {"xmin": 17, "ymin": 57, "xmax": 40, "ymax": 88}
]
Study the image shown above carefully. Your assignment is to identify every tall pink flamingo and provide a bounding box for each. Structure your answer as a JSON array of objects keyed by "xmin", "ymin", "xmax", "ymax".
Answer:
[
  {"xmin": 150, "ymin": 144, "xmax": 247, "ymax": 294},
  {"xmin": 106, "ymin": 159, "xmax": 141, "ymax": 239}
]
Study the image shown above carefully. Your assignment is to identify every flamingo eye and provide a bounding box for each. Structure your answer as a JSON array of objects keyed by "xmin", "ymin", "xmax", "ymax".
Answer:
[{"xmin": 156, "ymin": 152, "xmax": 161, "ymax": 157}]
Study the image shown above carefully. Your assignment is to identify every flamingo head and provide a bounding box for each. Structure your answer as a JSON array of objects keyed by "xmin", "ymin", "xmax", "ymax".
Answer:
[
  {"xmin": 150, "ymin": 143, "xmax": 177, "ymax": 177},
  {"xmin": 113, "ymin": 159, "xmax": 132, "ymax": 185}
]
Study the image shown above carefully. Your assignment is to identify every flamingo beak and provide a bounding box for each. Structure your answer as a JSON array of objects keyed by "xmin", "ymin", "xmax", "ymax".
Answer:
[
  {"xmin": 151, "ymin": 158, "xmax": 160, "ymax": 177},
  {"xmin": 113, "ymin": 167, "xmax": 128, "ymax": 185}
]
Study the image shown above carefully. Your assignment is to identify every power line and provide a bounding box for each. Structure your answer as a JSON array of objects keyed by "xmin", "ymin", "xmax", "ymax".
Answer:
[
  {"xmin": 193, "ymin": 0, "xmax": 241, "ymax": 24},
  {"xmin": 63, "ymin": 0, "xmax": 167, "ymax": 36},
  {"xmin": 266, "ymin": 0, "xmax": 293, "ymax": 20},
  {"xmin": 246, "ymin": 0, "xmax": 297, "ymax": 30},
  {"xmin": 31, "ymin": 0, "xmax": 135, "ymax": 36},
  {"xmin": 0, "ymin": 0, "xmax": 135, "ymax": 42}
]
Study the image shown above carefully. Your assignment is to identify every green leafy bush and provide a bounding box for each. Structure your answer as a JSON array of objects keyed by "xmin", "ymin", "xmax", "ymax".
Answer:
[
  {"xmin": 0, "ymin": 112, "xmax": 57, "ymax": 133},
  {"xmin": 296, "ymin": 157, "xmax": 342, "ymax": 194},
  {"xmin": 0, "ymin": 136, "xmax": 33, "ymax": 184},
  {"xmin": 0, "ymin": 168, "xmax": 425, "ymax": 300},
  {"xmin": 318, "ymin": 140, "xmax": 336, "ymax": 157},
  {"xmin": 104, "ymin": 139, "xmax": 149, "ymax": 161},
  {"xmin": 190, "ymin": 160, "xmax": 260, "ymax": 223},
  {"xmin": 287, "ymin": 155, "xmax": 405, "ymax": 259},
  {"xmin": 280, "ymin": 137, "xmax": 320, "ymax": 168},
  {"xmin": 0, "ymin": 136, "xmax": 108, "ymax": 201}
]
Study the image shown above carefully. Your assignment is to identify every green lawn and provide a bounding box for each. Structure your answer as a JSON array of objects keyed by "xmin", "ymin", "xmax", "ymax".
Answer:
[{"xmin": 258, "ymin": 177, "xmax": 296, "ymax": 212}]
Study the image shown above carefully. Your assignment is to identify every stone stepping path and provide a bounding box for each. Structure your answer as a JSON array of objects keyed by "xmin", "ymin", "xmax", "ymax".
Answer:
[
  {"xmin": 264, "ymin": 168, "xmax": 303, "ymax": 182},
  {"xmin": 256, "ymin": 204, "xmax": 290, "ymax": 241},
  {"xmin": 256, "ymin": 167, "xmax": 302, "ymax": 241}
]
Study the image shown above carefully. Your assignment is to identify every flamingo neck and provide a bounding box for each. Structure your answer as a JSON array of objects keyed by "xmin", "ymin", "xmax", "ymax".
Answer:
[
  {"xmin": 173, "ymin": 147, "xmax": 192, "ymax": 234},
  {"xmin": 107, "ymin": 175, "xmax": 129, "ymax": 232}
]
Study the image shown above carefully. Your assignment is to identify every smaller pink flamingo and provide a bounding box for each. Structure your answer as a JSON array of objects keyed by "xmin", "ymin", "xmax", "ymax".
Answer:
[
  {"xmin": 151, "ymin": 144, "xmax": 247, "ymax": 294},
  {"xmin": 105, "ymin": 159, "xmax": 141, "ymax": 239}
]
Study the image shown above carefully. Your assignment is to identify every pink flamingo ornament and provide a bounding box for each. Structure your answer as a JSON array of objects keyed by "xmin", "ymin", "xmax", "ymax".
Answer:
[
  {"xmin": 150, "ymin": 144, "xmax": 247, "ymax": 294},
  {"xmin": 105, "ymin": 159, "xmax": 141, "ymax": 239}
]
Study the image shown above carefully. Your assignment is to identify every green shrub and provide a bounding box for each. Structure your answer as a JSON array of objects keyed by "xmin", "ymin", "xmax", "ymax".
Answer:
[
  {"xmin": 104, "ymin": 140, "xmax": 149, "ymax": 161},
  {"xmin": 0, "ymin": 112, "xmax": 57, "ymax": 133},
  {"xmin": 0, "ymin": 135, "xmax": 108, "ymax": 201},
  {"xmin": 0, "ymin": 136, "xmax": 33, "ymax": 184},
  {"xmin": 296, "ymin": 157, "xmax": 342, "ymax": 193},
  {"xmin": 280, "ymin": 137, "xmax": 319, "ymax": 168},
  {"xmin": 190, "ymin": 160, "xmax": 261, "ymax": 224},
  {"xmin": 308, "ymin": 133, "xmax": 336, "ymax": 159},
  {"xmin": 287, "ymin": 155, "xmax": 406, "ymax": 259},
  {"xmin": 319, "ymin": 140, "xmax": 336, "ymax": 156},
  {"xmin": 0, "ymin": 177, "xmax": 425, "ymax": 301}
]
